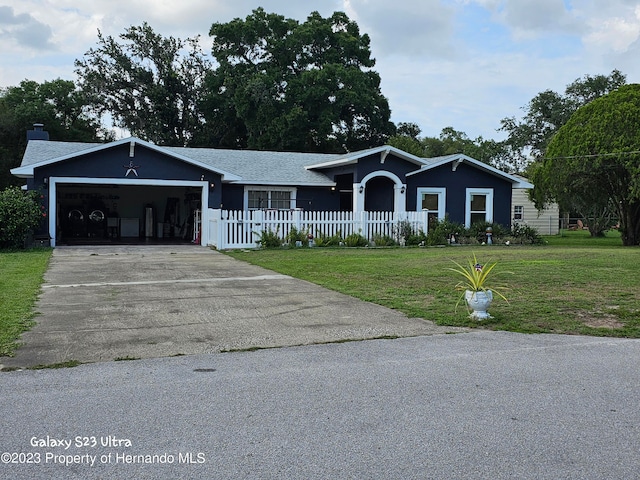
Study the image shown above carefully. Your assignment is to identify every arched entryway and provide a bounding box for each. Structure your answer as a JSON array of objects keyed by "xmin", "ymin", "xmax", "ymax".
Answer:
[
  {"xmin": 355, "ymin": 170, "xmax": 406, "ymax": 213},
  {"xmin": 364, "ymin": 176, "xmax": 395, "ymax": 211}
]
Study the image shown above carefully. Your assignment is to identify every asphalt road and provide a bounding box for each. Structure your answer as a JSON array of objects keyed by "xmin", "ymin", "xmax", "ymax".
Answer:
[{"xmin": 2, "ymin": 331, "xmax": 639, "ymax": 480}]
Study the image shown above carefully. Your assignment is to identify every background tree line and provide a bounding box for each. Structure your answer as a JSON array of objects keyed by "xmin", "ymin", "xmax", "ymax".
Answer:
[{"xmin": 0, "ymin": 9, "xmax": 638, "ymax": 243}]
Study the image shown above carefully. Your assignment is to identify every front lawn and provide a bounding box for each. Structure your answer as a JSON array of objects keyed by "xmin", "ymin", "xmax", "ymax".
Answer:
[
  {"xmin": 225, "ymin": 235, "xmax": 640, "ymax": 337},
  {"xmin": 0, "ymin": 249, "xmax": 52, "ymax": 356}
]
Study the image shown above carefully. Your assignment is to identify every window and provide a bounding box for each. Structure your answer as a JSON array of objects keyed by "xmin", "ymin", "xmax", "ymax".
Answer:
[
  {"xmin": 513, "ymin": 205, "xmax": 523, "ymax": 220},
  {"xmin": 417, "ymin": 187, "xmax": 446, "ymax": 225},
  {"xmin": 465, "ymin": 188, "xmax": 493, "ymax": 227},
  {"xmin": 246, "ymin": 188, "xmax": 295, "ymax": 210}
]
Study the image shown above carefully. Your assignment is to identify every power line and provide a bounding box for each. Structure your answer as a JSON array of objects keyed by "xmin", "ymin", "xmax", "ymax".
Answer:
[{"xmin": 544, "ymin": 150, "xmax": 640, "ymax": 161}]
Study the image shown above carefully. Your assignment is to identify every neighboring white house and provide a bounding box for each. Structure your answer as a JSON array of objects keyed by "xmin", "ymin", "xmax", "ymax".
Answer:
[{"xmin": 511, "ymin": 175, "xmax": 559, "ymax": 235}]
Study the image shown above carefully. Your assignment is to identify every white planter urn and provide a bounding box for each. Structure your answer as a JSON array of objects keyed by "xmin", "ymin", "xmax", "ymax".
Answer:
[{"xmin": 465, "ymin": 290, "xmax": 493, "ymax": 320}]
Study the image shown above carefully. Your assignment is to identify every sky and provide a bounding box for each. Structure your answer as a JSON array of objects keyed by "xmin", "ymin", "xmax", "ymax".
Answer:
[{"xmin": 1, "ymin": 0, "xmax": 640, "ymax": 142}]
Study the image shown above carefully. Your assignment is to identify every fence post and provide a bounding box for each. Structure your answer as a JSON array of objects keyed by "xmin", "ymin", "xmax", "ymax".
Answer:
[
  {"xmin": 358, "ymin": 211, "xmax": 368, "ymax": 238},
  {"xmin": 209, "ymin": 209, "xmax": 223, "ymax": 249}
]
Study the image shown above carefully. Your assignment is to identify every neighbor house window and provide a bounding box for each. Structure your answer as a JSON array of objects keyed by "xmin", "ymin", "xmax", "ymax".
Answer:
[
  {"xmin": 465, "ymin": 188, "xmax": 494, "ymax": 227},
  {"xmin": 513, "ymin": 205, "xmax": 523, "ymax": 220},
  {"xmin": 417, "ymin": 187, "xmax": 446, "ymax": 226},
  {"xmin": 246, "ymin": 188, "xmax": 295, "ymax": 210}
]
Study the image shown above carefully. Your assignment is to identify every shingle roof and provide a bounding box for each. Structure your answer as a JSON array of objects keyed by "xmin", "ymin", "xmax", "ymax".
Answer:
[
  {"xmin": 17, "ymin": 139, "xmax": 344, "ymax": 185},
  {"xmin": 163, "ymin": 146, "xmax": 340, "ymax": 185},
  {"xmin": 20, "ymin": 140, "xmax": 103, "ymax": 166}
]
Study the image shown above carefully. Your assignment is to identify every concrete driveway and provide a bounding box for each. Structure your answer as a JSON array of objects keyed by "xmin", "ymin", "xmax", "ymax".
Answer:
[{"xmin": 1, "ymin": 245, "xmax": 465, "ymax": 368}]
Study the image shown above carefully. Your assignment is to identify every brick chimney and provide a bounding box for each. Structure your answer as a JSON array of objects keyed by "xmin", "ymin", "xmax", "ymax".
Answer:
[{"xmin": 27, "ymin": 123, "xmax": 49, "ymax": 141}]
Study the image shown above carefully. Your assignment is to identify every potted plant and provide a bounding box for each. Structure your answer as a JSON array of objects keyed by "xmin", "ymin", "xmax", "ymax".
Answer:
[{"xmin": 447, "ymin": 253, "xmax": 510, "ymax": 320}]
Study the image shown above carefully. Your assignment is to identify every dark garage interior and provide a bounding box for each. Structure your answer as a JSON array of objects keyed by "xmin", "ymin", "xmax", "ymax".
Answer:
[{"xmin": 55, "ymin": 184, "xmax": 202, "ymax": 245}]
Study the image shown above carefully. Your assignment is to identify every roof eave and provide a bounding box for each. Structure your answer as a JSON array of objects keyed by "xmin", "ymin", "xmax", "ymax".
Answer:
[
  {"xmin": 14, "ymin": 137, "xmax": 243, "ymax": 182},
  {"xmin": 230, "ymin": 180, "xmax": 336, "ymax": 187}
]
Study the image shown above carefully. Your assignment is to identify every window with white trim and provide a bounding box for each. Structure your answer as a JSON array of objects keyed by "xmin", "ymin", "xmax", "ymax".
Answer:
[
  {"xmin": 417, "ymin": 187, "xmax": 446, "ymax": 226},
  {"xmin": 246, "ymin": 188, "xmax": 295, "ymax": 210},
  {"xmin": 465, "ymin": 188, "xmax": 494, "ymax": 227},
  {"xmin": 513, "ymin": 205, "xmax": 523, "ymax": 220}
]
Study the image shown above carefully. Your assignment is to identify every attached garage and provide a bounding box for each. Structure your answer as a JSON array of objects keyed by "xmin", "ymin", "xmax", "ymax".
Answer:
[
  {"xmin": 51, "ymin": 179, "xmax": 206, "ymax": 245},
  {"xmin": 12, "ymin": 133, "xmax": 240, "ymax": 247}
]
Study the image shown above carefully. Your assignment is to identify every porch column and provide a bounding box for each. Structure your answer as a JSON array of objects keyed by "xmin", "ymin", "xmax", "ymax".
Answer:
[
  {"xmin": 353, "ymin": 182, "xmax": 365, "ymax": 213},
  {"xmin": 395, "ymin": 184, "xmax": 407, "ymax": 214}
]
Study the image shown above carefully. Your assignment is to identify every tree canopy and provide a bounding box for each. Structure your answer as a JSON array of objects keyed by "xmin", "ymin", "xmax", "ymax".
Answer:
[
  {"xmin": 500, "ymin": 70, "xmax": 627, "ymax": 164},
  {"xmin": 388, "ymin": 124, "xmax": 519, "ymax": 172},
  {"xmin": 75, "ymin": 23, "xmax": 211, "ymax": 146},
  {"xmin": 0, "ymin": 79, "xmax": 109, "ymax": 188},
  {"xmin": 202, "ymin": 8, "xmax": 394, "ymax": 152},
  {"xmin": 531, "ymin": 84, "xmax": 640, "ymax": 246}
]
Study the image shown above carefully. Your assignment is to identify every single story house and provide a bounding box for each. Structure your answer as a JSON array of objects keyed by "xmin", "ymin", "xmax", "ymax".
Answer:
[{"xmin": 11, "ymin": 125, "xmax": 532, "ymax": 247}]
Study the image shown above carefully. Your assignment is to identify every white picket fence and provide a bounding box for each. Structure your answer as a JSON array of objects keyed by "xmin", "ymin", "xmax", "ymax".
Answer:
[{"xmin": 207, "ymin": 209, "xmax": 431, "ymax": 249}]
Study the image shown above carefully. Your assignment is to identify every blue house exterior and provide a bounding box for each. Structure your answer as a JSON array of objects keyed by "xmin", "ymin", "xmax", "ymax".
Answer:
[{"xmin": 11, "ymin": 126, "xmax": 532, "ymax": 247}]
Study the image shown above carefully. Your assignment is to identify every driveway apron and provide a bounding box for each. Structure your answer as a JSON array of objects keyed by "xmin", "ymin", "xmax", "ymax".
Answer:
[{"xmin": 1, "ymin": 245, "xmax": 465, "ymax": 368}]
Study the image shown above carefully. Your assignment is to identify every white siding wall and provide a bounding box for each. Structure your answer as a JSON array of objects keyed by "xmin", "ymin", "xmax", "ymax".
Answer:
[{"xmin": 511, "ymin": 188, "xmax": 559, "ymax": 235}]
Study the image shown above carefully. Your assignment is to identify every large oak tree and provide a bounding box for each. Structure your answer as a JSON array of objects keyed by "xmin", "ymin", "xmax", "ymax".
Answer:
[
  {"xmin": 75, "ymin": 23, "xmax": 210, "ymax": 146},
  {"xmin": 202, "ymin": 8, "xmax": 394, "ymax": 152}
]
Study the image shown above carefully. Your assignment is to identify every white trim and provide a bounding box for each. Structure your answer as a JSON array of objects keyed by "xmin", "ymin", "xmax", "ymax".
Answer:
[
  {"xmin": 12, "ymin": 137, "xmax": 241, "ymax": 181},
  {"xmin": 406, "ymin": 153, "xmax": 534, "ymax": 188},
  {"xmin": 417, "ymin": 187, "xmax": 446, "ymax": 220},
  {"xmin": 465, "ymin": 188, "xmax": 494, "ymax": 228},
  {"xmin": 48, "ymin": 177, "xmax": 208, "ymax": 247},
  {"xmin": 244, "ymin": 186, "xmax": 297, "ymax": 210},
  {"xmin": 356, "ymin": 170, "xmax": 406, "ymax": 213},
  {"xmin": 305, "ymin": 145, "xmax": 427, "ymax": 170}
]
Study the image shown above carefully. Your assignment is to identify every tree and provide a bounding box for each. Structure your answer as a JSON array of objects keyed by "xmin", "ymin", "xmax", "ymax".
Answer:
[
  {"xmin": 389, "ymin": 125, "xmax": 517, "ymax": 171},
  {"xmin": 203, "ymin": 8, "xmax": 394, "ymax": 152},
  {"xmin": 531, "ymin": 84, "xmax": 640, "ymax": 246},
  {"xmin": 387, "ymin": 122, "xmax": 424, "ymax": 157},
  {"xmin": 501, "ymin": 70, "xmax": 627, "ymax": 164},
  {"xmin": 75, "ymin": 23, "xmax": 211, "ymax": 146},
  {"xmin": 0, "ymin": 79, "xmax": 109, "ymax": 189}
]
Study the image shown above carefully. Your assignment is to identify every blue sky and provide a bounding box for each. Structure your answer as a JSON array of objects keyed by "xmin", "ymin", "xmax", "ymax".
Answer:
[{"xmin": 1, "ymin": 0, "xmax": 639, "ymax": 141}]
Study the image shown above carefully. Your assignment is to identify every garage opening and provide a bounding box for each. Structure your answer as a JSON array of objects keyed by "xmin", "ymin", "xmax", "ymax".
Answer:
[{"xmin": 55, "ymin": 183, "xmax": 203, "ymax": 245}]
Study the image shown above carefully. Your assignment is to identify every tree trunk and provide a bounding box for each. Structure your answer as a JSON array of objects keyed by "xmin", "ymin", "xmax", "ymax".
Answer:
[{"xmin": 620, "ymin": 202, "xmax": 640, "ymax": 246}]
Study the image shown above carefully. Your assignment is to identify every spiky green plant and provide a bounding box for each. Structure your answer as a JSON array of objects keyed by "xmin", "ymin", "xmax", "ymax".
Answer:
[{"xmin": 446, "ymin": 253, "xmax": 511, "ymax": 308}]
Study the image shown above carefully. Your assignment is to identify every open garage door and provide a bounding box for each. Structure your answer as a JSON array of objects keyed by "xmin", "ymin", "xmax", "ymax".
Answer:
[{"xmin": 49, "ymin": 177, "xmax": 209, "ymax": 247}]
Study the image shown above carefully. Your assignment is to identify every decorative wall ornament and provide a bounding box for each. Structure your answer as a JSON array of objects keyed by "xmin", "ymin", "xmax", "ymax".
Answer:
[{"xmin": 123, "ymin": 160, "xmax": 140, "ymax": 177}]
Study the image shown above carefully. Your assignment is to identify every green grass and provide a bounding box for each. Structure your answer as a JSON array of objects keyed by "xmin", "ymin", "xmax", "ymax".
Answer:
[
  {"xmin": 225, "ymin": 232, "xmax": 640, "ymax": 337},
  {"xmin": 0, "ymin": 249, "xmax": 52, "ymax": 356}
]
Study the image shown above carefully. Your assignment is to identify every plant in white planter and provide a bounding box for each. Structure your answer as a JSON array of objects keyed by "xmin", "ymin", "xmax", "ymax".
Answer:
[{"xmin": 447, "ymin": 254, "xmax": 511, "ymax": 320}]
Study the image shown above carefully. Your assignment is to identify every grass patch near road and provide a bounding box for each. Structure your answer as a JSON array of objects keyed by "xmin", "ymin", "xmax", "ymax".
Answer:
[
  {"xmin": 0, "ymin": 249, "xmax": 52, "ymax": 356},
  {"xmin": 225, "ymin": 239, "xmax": 640, "ymax": 337}
]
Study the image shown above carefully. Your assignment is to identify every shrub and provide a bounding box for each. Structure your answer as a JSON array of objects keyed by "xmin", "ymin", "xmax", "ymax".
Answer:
[
  {"xmin": 508, "ymin": 223, "xmax": 544, "ymax": 244},
  {"xmin": 372, "ymin": 234, "xmax": 397, "ymax": 246},
  {"xmin": 285, "ymin": 226, "xmax": 309, "ymax": 246},
  {"xmin": 406, "ymin": 230, "xmax": 428, "ymax": 246},
  {"xmin": 426, "ymin": 217, "xmax": 465, "ymax": 246},
  {"xmin": 0, "ymin": 187, "xmax": 44, "ymax": 249},
  {"xmin": 314, "ymin": 230, "xmax": 343, "ymax": 247},
  {"xmin": 467, "ymin": 222, "xmax": 508, "ymax": 243},
  {"xmin": 254, "ymin": 227, "xmax": 282, "ymax": 248},
  {"xmin": 344, "ymin": 232, "xmax": 369, "ymax": 247}
]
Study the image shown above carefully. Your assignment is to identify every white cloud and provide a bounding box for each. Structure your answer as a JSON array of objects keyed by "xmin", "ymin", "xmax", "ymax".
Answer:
[
  {"xmin": 344, "ymin": 0, "xmax": 458, "ymax": 59},
  {"xmin": 0, "ymin": 5, "xmax": 55, "ymax": 50},
  {"xmin": 1, "ymin": 0, "xmax": 640, "ymax": 142},
  {"xmin": 584, "ymin": 5, "xmax": 640, "ymax": 53}
]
